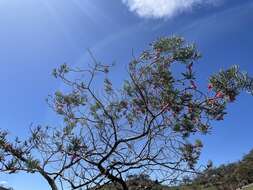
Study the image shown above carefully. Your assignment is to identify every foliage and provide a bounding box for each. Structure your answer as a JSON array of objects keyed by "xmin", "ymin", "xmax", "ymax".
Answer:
[
  {"xmin": 192, "ymin": 149, "xmax": 253, "ymax": 190},
  {"xmin": 0, "ymin": 36, "xmax": 252, "ymax": 190}
]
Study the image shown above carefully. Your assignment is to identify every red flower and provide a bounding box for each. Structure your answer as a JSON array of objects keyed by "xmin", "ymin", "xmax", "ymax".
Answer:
[
  {"xmin": 215, "ymin": 91, "xmax": 224, "ymax": 98},
  {"xmin": 208, "ymin": 83, "xmax": 213, "ymax": 90}
]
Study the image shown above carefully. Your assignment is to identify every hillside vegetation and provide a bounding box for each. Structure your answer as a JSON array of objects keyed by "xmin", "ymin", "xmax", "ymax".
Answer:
[
  {"xmin": 190, "ymin": 149, "xmax": 253, "ymax": 190},
  {"xmin": 98, "ymin": 149, "xmax": 253, "ymax": 190}
]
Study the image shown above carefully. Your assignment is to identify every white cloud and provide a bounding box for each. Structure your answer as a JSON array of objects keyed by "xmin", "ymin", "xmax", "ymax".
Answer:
[
  {"xmin": 122, "ymin": 0, "xmax": 218, "ymax": 19},
  {"xmin": 0, "ymin": 181, "xmax": 7, "ymax": 185}
]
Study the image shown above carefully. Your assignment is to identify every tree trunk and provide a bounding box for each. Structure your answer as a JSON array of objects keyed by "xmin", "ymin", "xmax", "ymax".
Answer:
[{"xmin": 119, "ymin": 181, "xmax": 128, "ymax": 190}]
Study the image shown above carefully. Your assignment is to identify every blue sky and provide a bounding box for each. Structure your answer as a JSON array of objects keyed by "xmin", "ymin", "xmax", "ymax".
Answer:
[{"xmin": 0, "ymin": 0, "xmax": 252, "ymax": 189}]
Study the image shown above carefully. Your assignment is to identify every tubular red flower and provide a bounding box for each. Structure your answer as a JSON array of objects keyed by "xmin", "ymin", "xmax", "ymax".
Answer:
[{"xmin": 215, "ymin": 91, "xmax": 224, "ymax": 98}]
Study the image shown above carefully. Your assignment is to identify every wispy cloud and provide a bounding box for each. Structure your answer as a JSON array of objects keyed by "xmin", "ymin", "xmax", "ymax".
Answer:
[
  {"xmin": 122, "ymin": 0, "xmax": 219, "ymax": 19},
  {"xmin": 0, "ymin": 181, "xmax": 8, "ymax": 185}
]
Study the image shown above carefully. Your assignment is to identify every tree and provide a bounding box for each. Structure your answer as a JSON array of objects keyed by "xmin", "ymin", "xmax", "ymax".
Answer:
[
  {"xmin": 0, "ymin": 36, "xmax": 252, "ymax": 190},
  {"xmin": 192, "ymin": 148, "xmax": 253, "ymax": 190}
]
